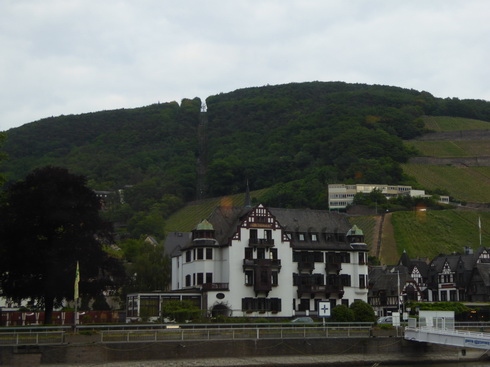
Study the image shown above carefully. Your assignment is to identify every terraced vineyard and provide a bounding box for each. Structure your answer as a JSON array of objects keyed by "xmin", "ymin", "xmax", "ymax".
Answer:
[
  {"xmin": 406, "ymin": 140, "xmax": 490, "ymax": 157},
  {"xmin": 389, "ymin": 210, "xmax": 490, "ymax": 260},
  {"xmin": 402, "ymin": 116, "xmax": 490, "ymax": 204},
  {"xmin": 402, "ymin": 164, "xmax": 490, "ymax": 203},
  {"xmin": 422, "ymin": 116, "xmax": 490, "ymax": 131}
]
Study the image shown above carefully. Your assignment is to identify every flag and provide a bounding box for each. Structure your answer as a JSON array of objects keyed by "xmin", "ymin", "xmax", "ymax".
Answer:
[{"xmin": 74, "ymin": 261, "xmax": 80, "ymax": 300}]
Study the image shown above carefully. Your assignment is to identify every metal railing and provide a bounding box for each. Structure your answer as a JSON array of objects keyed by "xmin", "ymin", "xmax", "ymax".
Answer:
[
  {"xmin": 100, "ymin": 324, "xmax": 372, "ymax": 343},
  {"xmin": 0, "ymin": 331, "xmax": 65, "ymax": 346}
]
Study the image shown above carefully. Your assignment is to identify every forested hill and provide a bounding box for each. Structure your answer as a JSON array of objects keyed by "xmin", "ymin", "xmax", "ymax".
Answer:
[{"xmin": 2, "ymin": 82, "xmax": 490, "ymax": 213}]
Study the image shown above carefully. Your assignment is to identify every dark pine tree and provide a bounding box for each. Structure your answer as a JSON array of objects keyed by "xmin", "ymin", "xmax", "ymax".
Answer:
[{"xmin": 0, "ymin": 166, "xmax": 124, "ymax": 324}]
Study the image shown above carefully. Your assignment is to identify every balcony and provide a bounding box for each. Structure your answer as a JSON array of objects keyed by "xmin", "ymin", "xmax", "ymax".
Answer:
[
  {"xmin": 325, "ymin": 262, "xmax": 341, "ymax": 273},
  {"xmin": 243, "ymin": 259, "xmax": 281, "ymax": 270},
  {"xmin": 202, "ymin": 283, "xmax": 229, "ymax": 291},
  {"xmin": 325, "ymin": 284, "xmax": 343, "ymax": 293},
  {"xmin": 248, "ymin": 238, "xmax": 275, "ymax": 247},
  {"xmin": 298, "ymin": 261, "xmax": 314, "ymax": 272},
  {"xmin": 297, "ymin": 284, "xmax": 327, "ymax": 298}
]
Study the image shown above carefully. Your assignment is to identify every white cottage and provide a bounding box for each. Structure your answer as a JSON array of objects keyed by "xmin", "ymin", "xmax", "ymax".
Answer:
[{"xmin": 170, "ymin": 203, "xmax": 369, "ymax": 318}]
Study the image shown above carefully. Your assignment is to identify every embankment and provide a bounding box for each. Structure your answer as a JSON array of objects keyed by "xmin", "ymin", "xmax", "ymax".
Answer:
[{"xmin": 1, "ymin": 337, "xmax": 488, "ymax": 366}]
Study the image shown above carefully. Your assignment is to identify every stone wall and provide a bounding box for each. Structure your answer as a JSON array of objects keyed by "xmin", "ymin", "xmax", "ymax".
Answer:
[{"xmin": 1, "ymin": 337, "xmax": 487, "ymax": 366}]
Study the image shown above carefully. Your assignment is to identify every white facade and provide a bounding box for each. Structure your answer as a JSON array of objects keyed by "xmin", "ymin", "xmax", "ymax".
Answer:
[
  {"xmin": 328, "ymin": 183, "xmax": 450, "ymax": 210},
  {"xmin": 171, "ymin": 204, "xmax": 369, "ymax": 318}
]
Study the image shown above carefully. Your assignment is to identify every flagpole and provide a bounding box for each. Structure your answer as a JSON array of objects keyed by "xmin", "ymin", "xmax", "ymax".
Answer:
[{"xmin": 74, "ymin": 261, "xmax": 80, "ymax": 331}]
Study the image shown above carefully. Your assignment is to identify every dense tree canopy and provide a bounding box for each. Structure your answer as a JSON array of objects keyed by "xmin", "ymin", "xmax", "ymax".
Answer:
[
  {"xmin": 0, "ymin": 166, "xmax": 124, "ymax": 323},
  {"xmin": 1, "ymin": 82, "xmax": 490, "ymax": 213}
]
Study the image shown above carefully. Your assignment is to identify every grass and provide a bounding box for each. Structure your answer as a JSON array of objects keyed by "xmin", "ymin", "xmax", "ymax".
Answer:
[
  {"xmin": 422, "ymin": 116, "xmax": 490, "ymax": 132},
  {"xmin": 402, "ymin": 164, "xmax": 490, "ymax": 203}
]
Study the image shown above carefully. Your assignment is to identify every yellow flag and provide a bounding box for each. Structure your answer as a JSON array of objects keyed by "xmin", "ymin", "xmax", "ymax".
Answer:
[{"xmin": 74, "ymin": 261, "xmax": 80, "ymax": 300}]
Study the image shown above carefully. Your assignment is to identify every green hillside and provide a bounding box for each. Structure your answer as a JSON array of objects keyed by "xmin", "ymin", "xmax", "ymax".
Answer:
[
  {"xmin": 4, "ymin": 81, "xmax": 490, "ymax": 213},
  {"xmin": 2, "ymin": 82, "xmax": 490, "ymax": 257},
  {"xmin": 402, "ymin": 164, "xmax": 490, "ymax": 203},
  {"xmin": 423, "ymin": 116, "xmax": 490, "ymax": 131},
  {"xmin": 391, "ymin": 210, "xmax": 490, "ymax": 259},
  {"xmin": 401, "ymin": 115, "xmax": 490, "ymax": 203},
  {"xmin": 406, "ymin": 140, "xmax": 490, "ymax": 157}
]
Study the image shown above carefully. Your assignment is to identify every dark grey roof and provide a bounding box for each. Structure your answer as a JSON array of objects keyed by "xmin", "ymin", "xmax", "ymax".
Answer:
[
  {"xmin": 207, "ymin": 206, "xmax": 252, "ymax": 244},
  {"xmin": 398, "ymin": 252, "xmax": 429, "ymax": 277},
  {"xmin": 165, "ymin": 231, "xmax": 192, "ymax": 257},
  {"xmin": 369, "ymin": 265, "xmax": 413, "ymax": 294},
  {"xmin": 268, "ymin": 207, "xmax": 349, "ymax": 233},
  {"xmin": 269, "ymin": 207, "xmax": 357, "ymax": 251},
  {"xmin": 475, "ymin": 263, "xmax": 490, "ymax": 287},
  {"xmin": 430, "ymin": 252, "xmax": 478, "ymax": 273},
  {"xmin": 411, "ymin": 260, "xmax": 429, "ymax": 277}
]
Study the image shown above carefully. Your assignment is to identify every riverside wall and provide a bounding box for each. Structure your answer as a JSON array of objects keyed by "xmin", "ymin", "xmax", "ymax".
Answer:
[{"xmin": 1, "ymin": 337, "xmax": 489, "ymax": 366}]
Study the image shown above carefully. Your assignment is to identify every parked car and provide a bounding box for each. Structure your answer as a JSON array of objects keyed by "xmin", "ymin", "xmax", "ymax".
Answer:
[
  {"xmin": 377, "ymin": 316, "xmax": 393, "ymax": 324},
  {"xmin": 291, "ymin": 317, "xmax": 314, "ymax": 323}
]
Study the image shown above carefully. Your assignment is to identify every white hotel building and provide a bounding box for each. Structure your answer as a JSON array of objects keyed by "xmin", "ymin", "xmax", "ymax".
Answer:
[{"xmin": 169, "ymin": 203, "xmax": 369, "ymax": 318}]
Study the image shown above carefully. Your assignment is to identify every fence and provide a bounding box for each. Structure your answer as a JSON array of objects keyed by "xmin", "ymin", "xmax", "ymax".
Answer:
[
  {"xmin": 0, "ymin": 331, "xmax": 65, "ymax": 346},
  {"xmin": 100, "ymin": 324, "xmax": 372, "ymax": 343}
]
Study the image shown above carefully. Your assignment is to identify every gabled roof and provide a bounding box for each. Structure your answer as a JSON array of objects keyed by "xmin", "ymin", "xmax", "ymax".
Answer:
[
  {"xmin": 429, "ymin": 252, "xmax": 479, "ymax": 273},
  {"xmin": 398, "ymin": 251, "xmax": 429, "ymax": 276},
  {"xmin": 207, "ymin": 205, "xmax": 252, "ymax": 244},
  {"xmin": 474, "ymin": 263, "xmax": 490, "ymax": 287},
  {"xmin": 411, "ymin": 260, "xmax": 429, "ymax": 277},
  {"xmin": 369, "ymin": 265, "xmax": 412, "ymax": 294}
]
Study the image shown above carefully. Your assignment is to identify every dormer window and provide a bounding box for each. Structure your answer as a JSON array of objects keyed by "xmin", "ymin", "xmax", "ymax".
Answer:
[
  {"xmin": 311, "ymin": 233, "xmax": 318, "ymax": 241},
  {"xmin": 299, "ymin": 233, "xmax": 305, "ymax": 241}
]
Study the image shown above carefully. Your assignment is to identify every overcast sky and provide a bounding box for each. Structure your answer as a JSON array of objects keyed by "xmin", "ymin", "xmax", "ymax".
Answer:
[{"xmin": 1, "ymin": 0, "xmax": 489, "ymax": 131}]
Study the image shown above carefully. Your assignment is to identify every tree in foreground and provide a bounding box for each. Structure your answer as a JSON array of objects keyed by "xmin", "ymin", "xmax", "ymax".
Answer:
[{"xmin": 0, "ymin": 166, "xmax": 125, "ymax": 324}]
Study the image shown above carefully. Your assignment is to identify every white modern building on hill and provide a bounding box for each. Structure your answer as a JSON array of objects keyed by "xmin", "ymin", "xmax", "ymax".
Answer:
[
  {"xmin": 168, "ymin": 203, "xmax": 369, "ymax": 318},
  {"xmin": 328, "ymin": 184, "xmax": 450, "ymax": 210}
]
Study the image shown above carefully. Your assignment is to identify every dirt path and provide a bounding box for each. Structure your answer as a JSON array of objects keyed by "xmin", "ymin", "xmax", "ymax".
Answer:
[{"xmin": 379, "ymin": 212, "xmax": 398, "ymax": 265}]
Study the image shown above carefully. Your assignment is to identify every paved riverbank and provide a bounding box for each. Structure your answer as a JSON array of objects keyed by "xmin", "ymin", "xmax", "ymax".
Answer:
[{"xmin": 39, "ymin": 351, "xmax": 489, "ymax": 367}]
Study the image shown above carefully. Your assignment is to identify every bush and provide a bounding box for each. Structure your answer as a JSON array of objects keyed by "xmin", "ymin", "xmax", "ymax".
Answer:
[
  {"xmin": 331, "ymin": 304, "xmax": 355, "ymax": 322},
  {"xmin": 349, "ymin": 300, "xmax": 376, "ymax": 322}
]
